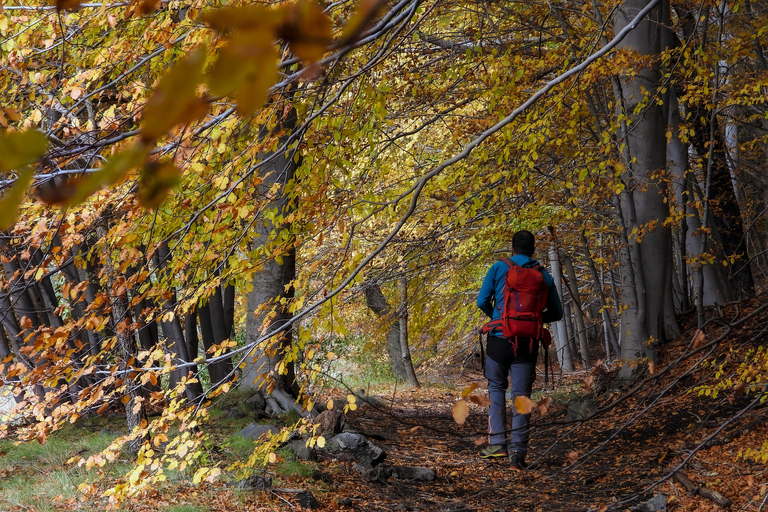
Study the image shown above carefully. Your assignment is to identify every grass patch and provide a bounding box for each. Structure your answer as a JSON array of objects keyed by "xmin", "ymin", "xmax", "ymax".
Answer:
[
  {"xmin": 165, "ymin": 505, "xmax": 211, "ymax": 512},
  {"xmin": 0, "ymin": 420, "xmax": 134, "ymax": 512}
]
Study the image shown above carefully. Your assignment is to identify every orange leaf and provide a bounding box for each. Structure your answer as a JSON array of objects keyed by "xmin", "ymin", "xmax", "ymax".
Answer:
[
  {"xmin": 473, "ymin": 437, "xmax": 485, "ymax": 446},
  {"xmin": 277, "ymin": 2, "xmax": 332, "ymax": 63},
  {"xmin": 598, "ymin": 504, "xmax": 607, "ymax": 512},
  {"xmin": 342, "ymin": 0, "xmax": 384, "ymax": 43},
  {"xmin": 648, "ymin": 360, "xmax": 656, "ymax": 375},
  {"xmin": 567, "ymin": 450, "xmax": 578, "ymax": 463},
  {"xmin": 692, "ymin": 329, "xmax": 706, "ymax": 349},
  {"xmin": 514, "ymin": 396, "xmax": 534, "ymax": 415},
  {"xmin": 536, "ymin": 397, "xmax": 552, "ymax": 415},
  {"xmin": 469, "ymin": 395, "xmax": 491, "ymax": 407},
  {"xmin": 582, "ymin": 375, "xmax": 594, "ymax": 392},
  {"xmin": 451, "ymin": 400, "xmax": 469, "ymax": 425},
  {"xmin": 207, "ymin": 30, "xmax": 278, "ymax": 114},
  {"xmin": 53, "ymin": 0, "xmax": 81, "ymax": 11}
]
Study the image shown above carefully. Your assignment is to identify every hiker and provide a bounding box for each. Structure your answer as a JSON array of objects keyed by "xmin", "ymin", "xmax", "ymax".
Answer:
[{"xmin": 476, "ymin": 230, "xmax": 563, "ymax": 470}]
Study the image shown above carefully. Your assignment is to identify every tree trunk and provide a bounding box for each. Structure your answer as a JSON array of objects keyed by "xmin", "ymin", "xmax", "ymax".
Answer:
[
  {"xmin": 547, "ymin": 238, "xmax": 574, "ymax": 372},
  {"xmin": 98, "ymin": 225, "xmax": 148, "ymax": 456},
  {"xmin": 562, "ymin": 253, "xmax": 591, "ymax": 369},
  {"xmin": 398, "ymin": 276, "xmax": 420, "ymax": 387},
  {"xmin": 614, "ymin": 0, "xmax": 679, "ymax": 378},
  {"xmin": 364, "ymin": 282, "xmax": 407, "ymax": 379},
  {"xmin": 153, "ymin": 245, "xmax": 204, "ymax": 403},
  {"xmin": 241, "ymin": 108, "xmax": 302, "ymax": 416},
  {"xmin": 579, "ymin": 233, "xmax": 620, "ymax": 359}
]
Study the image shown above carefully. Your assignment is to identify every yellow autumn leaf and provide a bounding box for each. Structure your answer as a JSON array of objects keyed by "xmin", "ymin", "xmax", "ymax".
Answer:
[
  {"xmin": 0, "ymin": 130, "xmax": 47, "ymax": 174},
  {"xmin": 514, "ymin": 396, "xmax": 534, "ymax": 415},
  {"xmin": 141, "ymin": 46, "xmax": 208, "ymax": 142},
  {"xmin": 316, "ymin": 435, "xmax": 325, "ymax": 448},
  {"xmin": 461, "ymin": 383, "xmax": 479, "ymax": 398},
  {"xmin": 137, "ymin": 161, "xmax": 181, "ymax": 209},
  {"xmin": 0, "ymin": 169, "xmax": 33, "ymax": 230}
]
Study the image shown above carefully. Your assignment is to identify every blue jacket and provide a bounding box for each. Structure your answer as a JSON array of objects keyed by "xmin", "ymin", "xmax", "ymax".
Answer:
[{"xmin": 477, "ymin": 255, "xmax": 564, "ymax": 331}]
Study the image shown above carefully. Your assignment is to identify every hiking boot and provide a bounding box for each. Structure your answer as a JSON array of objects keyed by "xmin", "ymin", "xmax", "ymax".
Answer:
[
  {"xmin": 480, "ymin": 444, "xmax": 509, "ymax": 459},
  {"xmin": 509, "ymin": 451, "xmax": 528, "ymax": 471}
]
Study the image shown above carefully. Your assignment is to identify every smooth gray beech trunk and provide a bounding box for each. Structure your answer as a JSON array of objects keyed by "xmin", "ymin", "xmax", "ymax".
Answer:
[
  {"xmin": 614, "ymin": 0, "xmax": 680, "ymax": 379},
  {"xmin": 547, "ymin": 239, "xmax": 573, "ymax": 371},
  {"xmin": 364, "ymin": 282, "xmax": 407, "ymax": 379},
  {"xmin": 398, "ymin": 276, "xmax": 420, "ymax": 387},
  {"xmin": 241, "ymin": 111, "xmax": 303, "ymax": 416}
]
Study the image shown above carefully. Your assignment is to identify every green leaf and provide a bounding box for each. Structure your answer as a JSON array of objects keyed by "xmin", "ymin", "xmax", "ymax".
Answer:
[
  {"xmin": 141, "ymin": 46, "xmax": 208, "ymax": 142},
  {"xmin": 0, "ymin": 130, "xmax": 47, "ymax": 174},
  {"xmin": 0, "ymin": 169, "xmax": 34, "ymax": 230}
]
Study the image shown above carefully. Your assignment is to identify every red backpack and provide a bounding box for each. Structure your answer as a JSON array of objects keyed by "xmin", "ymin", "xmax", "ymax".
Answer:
[{"xmin": 483, "ymin": 258, "xmax": 549, "ymax": 340}]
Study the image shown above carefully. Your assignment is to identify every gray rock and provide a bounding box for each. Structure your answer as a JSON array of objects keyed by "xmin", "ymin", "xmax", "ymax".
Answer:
[
  {"xmin": 313, "ymin": 408, "xmax": 346, "ymax": 435},
  {"xmin": 222, "ymin": 407, "xmax": 247, "ymax": 419},
  {"xmin": 356, "ymin": 463, "xmax": 393, "ymax": 483},
  {"xmin": 323, "ymin": 432, "xmax": 386, "ymax": 468},
  {"xmin": 237, "ymin": 423, "xmax": 279, "ymax": 440},
  {"xmin": 232, "ymin": 474, "xmax": 272, "ymax": 490},
  {"xmin": 286, "ymin": 439, "xmax": 317, "ymax": 461},
  {"xmin": 337, "ymin": 497, "xmax": 353, "ymax": 506},
  {"xmin": 631, "ymin": 494, "xmax": 667, "ymax": 512},
  {"xmin": 566, "ymin": 398, "xmax": 596, "ymax": 422},
  {"xmin": 297, "ymin": 490, "xmax": 320, "ymax": 509},
  {"xmin": 391, "ymin": 466, "xmax": 436, "ymax": 482}
]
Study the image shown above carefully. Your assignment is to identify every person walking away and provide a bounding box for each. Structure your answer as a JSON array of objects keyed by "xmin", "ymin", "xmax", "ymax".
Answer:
[{"xmin": 476, "ymin": 230, "xmax": 563, "ymax": 470}]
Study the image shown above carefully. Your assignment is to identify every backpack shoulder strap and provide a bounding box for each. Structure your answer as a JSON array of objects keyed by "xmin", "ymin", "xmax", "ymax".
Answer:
[{"xmin": 501, "ymin": 258, "xmax": 517, "ymax": 269}]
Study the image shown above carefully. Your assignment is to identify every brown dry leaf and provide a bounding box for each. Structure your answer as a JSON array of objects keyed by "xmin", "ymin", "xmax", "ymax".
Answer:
[
  {"xmin": 469, "ymin": 395, "xmax": 491, "ymax": 407},
  {"xmin": 582, "ymin": 375, "xmax": 594, "ymax": 392},
  {"xmin": 473, "ymin": 437, "xmax": 485, "ymax": 446},
  {"xmin": 536, "ymin": 397, "xmax": 552, "ymax": 415},
  {"xmin": 451, "ymin": 400, "xmax": 469, "ymax": 425},
  {"xmin": 593, "ymin": 359, "xmax": 604, "ymax": 371},
  {"xmin": 733, "ymin": 382, "xmax": 746, "ymax": 395},
  {"xmin": 597, "ymin": 504, "xmax": 607, "ymax": 512},
  {"xmin": 514, "ymin": 396, "xmax": 534, "ymax": 414},
  {"xmin": 461, "ymin": 383, "xmax": 479, "ymax": 398},
  {"xmin": 692, "ymin": 329, "xmax": 706, "ymax": 349},
  {"xmin": 648, "ymin": 360, "xmax": 656, "ymax": 375},
  {"xmin": 567, "ymin": 450, "xmax": 579, "ymax": 463}
]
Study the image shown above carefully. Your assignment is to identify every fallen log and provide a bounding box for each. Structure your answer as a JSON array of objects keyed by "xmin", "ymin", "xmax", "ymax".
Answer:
[{"xmin": 668, "ymin": 469, "xmax": 731, "ymax": 508}]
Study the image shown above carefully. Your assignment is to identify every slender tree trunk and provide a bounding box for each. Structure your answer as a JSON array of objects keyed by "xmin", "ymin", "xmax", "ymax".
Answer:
[
  {"xmin": 153, "ymin": 245, "xmax": 204, "ymax": 403},
  {"xmin": 98, "ymin": 225, "xmax": 147, "ymax": 455},
  {"xmin": 364, "ymin": 282, "xmax": 407, "ymax": 379},
  {"xmin": 579, "ymin": 233, "xmax": 620, "ymax": 359},
  {"xmin": 398, "ymin": 276, "xmax": 419, "ymax": 387},
  {"xmin": 562, "ymin": 253, "xmax": 591, "ymax": 369},
  {"xmin": 548, "ymin": 238, "xmax": 574, "ymax": 371}
]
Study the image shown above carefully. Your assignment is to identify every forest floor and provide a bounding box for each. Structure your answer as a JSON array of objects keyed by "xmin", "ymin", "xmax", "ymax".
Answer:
[{"xmin": 1, "ymin": 299, "xmax": 768, "ymax": 512}]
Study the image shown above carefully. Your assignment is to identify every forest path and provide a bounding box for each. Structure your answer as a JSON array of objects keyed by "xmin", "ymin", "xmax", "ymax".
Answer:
[{"xmin": 328, "ymin": 303, "xmax": 768, "ymax": 511}]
